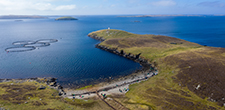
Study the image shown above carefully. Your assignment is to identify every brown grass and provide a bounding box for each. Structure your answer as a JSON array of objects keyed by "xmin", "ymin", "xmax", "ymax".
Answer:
[
  {"xmin": 170, "ymin": 47, "xmax": 225, "ymax": 106},
  {"xmin": 88, "ymin": 29, "xmax": 225, "ymax": 110},
  {"xmin": 0, "ymin": 81, "xmax": 112, "ymax": 110},
  {"xmin": 0, "ymin": 83, "xmax": 37, "ymax": 104}
]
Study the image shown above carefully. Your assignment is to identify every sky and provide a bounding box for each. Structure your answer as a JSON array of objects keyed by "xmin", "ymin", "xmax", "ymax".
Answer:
[{"xmin": 0, "ymin": 0, "xmax": 224, "ymax": 15}]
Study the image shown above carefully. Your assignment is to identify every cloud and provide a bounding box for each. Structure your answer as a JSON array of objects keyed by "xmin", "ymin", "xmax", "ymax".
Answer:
[
  {"xmin": 150, "ymin": 0, "xmax": 176, "ymax": 6},
  {"xmin": 33, "ymin": 3, "xmax": 52, "ymax": 11},
  {"xmin": 198, "ymin": 1, "xmax": 225, "ymax": 8},
  {"xmin": 53, "ymin": 5, "xmax": 76, "ymax": 11},
  {"xmin": 33, "ymin": 3, "xmax": 76, "ymax": 11},
  {"xmin": 0, "ymin": 0, "xmax": 76, "ymax": 11}
]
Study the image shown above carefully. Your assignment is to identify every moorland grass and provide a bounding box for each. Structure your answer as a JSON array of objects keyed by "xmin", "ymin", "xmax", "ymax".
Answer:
[
  {"xmin": 0, "ymin": 81, "xmax": 110, "ymax": 110},
  {"xmin": 88, "ymin": 29, "xmax": 225, "ymax": 110}
]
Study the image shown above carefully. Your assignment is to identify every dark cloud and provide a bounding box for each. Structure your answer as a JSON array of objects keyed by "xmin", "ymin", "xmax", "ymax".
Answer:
[{"xmin": 198, "ymin": 1, "xmax": 225, "ymax": 8}]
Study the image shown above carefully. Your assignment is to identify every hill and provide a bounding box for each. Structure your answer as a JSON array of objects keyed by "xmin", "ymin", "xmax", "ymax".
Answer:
[
  {"xmin": 118, "ymin": 14, "xmax": 225, "ymax": 17},
  {"xmin": 1, "ymin": 29, "xmax": 224, "ymax": 110},
  {"xmin": 88, "ymin": 29, "xmax": 225, "ymax": 110},
  {"xmin": 0, "ymin": 15, "xmax": 47, "ymax": 19}
]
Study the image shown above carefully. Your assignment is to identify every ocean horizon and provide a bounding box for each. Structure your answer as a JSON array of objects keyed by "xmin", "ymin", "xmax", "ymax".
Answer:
[{"xmin": 0, "ymin": 15, "xmax": 225, "ymax": 87}]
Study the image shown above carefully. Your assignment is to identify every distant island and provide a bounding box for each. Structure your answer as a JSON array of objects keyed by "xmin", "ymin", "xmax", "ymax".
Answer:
[
  {"xmin": 55, "ymin": 16, "xmax": 78, "ymax": 20},
  {"xmin": 0, "ymin": 15, "xmax": 47, "ymax": 19},
  {"xmin": 118, "ymin": 14, "xmax": 225, "ymax": 17},
  {"xmin": 14, "ymin": 20, "xmax": 23, "ymax": 22}
]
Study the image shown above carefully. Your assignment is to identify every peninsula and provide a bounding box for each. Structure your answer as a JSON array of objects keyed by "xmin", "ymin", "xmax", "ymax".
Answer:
[
  {"xmin": 55, "ymin": 16, "xmax": 78, "ymax": 20},
  {"xmin": 87, "ymin": 29, "xmax": 225, "ymax": 110},
  {"xmin": 1, "ymin": 29, "xmax": 225, "ymax": 110}
]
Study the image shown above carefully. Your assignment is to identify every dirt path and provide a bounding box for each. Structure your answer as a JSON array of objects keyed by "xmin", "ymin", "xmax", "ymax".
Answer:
[
  {"xmin": 96, "ymin": 91, "xmax": 116, "ymax": 110},
  {"xmin": 65, "ymin": 71, "xmax": 156, "ymax": 100}
]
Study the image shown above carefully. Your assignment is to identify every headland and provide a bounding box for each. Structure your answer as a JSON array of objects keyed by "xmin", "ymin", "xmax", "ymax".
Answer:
[
  {"xmin": 1, "ymin": 29, "xmax": 225, "ymax": 110},
  {"xmin": 84, "ymin": 29, "xmax": 225, "ymax": 109}
]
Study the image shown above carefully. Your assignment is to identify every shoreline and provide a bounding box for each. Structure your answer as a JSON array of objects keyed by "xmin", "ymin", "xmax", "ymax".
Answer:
[
  {"xmin": 88, "ymin": 33, "xmax": 155, "ymax": 71},
  {"xmin": 0, "ymin": 31, "xmax": 157, "ymax": 99},
  {"xmin": 65, "ymin": 70, "xmax": 158, "ymax": 99},
  {"xmin": 1, "ymin": 29, "xmax": 224, "ymax": 109},
  {"xmin": 61, "ymin": 31, "xmax": 158, "ymax": 99}
]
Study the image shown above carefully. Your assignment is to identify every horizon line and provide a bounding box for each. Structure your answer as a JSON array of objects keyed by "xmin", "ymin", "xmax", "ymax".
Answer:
[{"xmin": 0, "ymin": 14, "xmax": 225, "ymax": 16}]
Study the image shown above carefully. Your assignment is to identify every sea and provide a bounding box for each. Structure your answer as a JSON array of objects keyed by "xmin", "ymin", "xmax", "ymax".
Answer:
[{"xmin": 0, "ymin": 15, "xmax": 225, "ymax": 87}]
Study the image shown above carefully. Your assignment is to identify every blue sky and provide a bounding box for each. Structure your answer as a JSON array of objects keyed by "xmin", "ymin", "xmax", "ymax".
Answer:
[{"xmin": 0, "ymin": 0, "xmax": 224, "ymax": 15}]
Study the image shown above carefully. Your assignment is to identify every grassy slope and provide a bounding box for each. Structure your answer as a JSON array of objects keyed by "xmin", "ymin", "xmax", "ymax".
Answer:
[
  {"xmin": 88, "ymin": 29, "xmax": 225, "ymax": 110},
  {"xmin": 0, "ymin": 81, "xmax": 111, "ymax": 110}
]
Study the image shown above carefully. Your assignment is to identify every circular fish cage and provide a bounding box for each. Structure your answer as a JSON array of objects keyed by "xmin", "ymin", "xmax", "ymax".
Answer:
[
  {"xmin": 25, "ymin": 42, "xmax": 50, "ymax": 47},
  {"xmin": 5, "ymin": 46, "xmax": 36, "ymax": 52},
  {"xmin": 12, "ymin": 41, "xmax": 36, "ymax": 46},
  {"xmin": 36, "ymin": 39, "xmax": 58, "ymax": 43},
  {"xmin": 5, "ymin": 39, "xmax": 58, "ymax": 52}
]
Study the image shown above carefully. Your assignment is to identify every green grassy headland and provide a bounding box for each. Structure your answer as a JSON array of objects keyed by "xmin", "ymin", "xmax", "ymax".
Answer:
[
  {"xmin": 1, "ymin": 29, "xmax": 225, "ymax": 110},
  {"xmin": 88, "ymin": 29, "xmax": 225, "ymax": 110}
]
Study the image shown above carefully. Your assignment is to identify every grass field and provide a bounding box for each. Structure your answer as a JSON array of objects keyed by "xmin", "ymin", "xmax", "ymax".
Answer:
[
  {"xmin": 1, "ymin": 29, "xmax": 224, "ymax": 110},
  {"xmin": 88, "ymin": 29, "xmax": 225, "ymax": 110},
  {"xmin": 0, "ymin": 80, "xmax": 112, "ymax": 110}
]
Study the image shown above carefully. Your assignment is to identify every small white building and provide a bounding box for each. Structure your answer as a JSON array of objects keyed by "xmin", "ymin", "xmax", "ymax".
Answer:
[{"xmin": 108, "ymin": 27, "xmax": 110, "ymax": 29}]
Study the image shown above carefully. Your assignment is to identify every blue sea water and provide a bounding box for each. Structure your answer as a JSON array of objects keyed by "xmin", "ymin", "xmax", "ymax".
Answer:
[{"xmin": 0, "ymin": 16, "xmax": 225, "ymax": 87}]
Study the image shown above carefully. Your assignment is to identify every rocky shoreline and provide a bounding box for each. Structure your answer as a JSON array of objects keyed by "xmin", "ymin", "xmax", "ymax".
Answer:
[
  {"xmin": 0, "ymin": 33, "xmax": 160, "ymax": 110},
  {"xmin": 57, "ymin": 32, "xmax": 159, "ymax": 99},
  {"xmin": 88, "ymin": 33, "xmax": 156, "ymax": 72},
  {"xmin": 0, "ymin": 32, "xmax": 157, "ymax": 99}
]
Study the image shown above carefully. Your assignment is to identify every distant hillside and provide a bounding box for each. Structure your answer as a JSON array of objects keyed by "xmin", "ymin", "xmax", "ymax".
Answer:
[
  {"xmin": 118, "ymin": 14, "xmax": 225, "ymax": 17},
  {"xmin": 0, "ymin": 15, "xmax": 47, "ymax": 19},
  {"xmin": 55, "ymin": 16, "xmax": 78, "ymax": 20}
]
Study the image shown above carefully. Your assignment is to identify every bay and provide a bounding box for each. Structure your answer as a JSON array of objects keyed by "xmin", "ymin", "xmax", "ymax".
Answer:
[{"xmin": 0, "ymin": 15, "xmax": 224, "ymax": 87}]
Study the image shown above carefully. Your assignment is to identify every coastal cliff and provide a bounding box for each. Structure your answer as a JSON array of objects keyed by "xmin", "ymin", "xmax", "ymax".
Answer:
[
  {"xmin": 88, "ymin": 33, "xmax": 153, "ymax": 71},
  {"xmin": 88, "ymin": 29, "xmax": 225, "ymax": 110}
]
